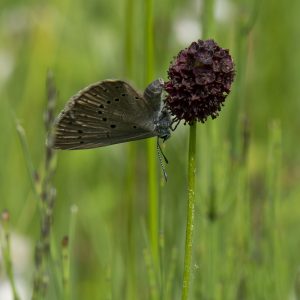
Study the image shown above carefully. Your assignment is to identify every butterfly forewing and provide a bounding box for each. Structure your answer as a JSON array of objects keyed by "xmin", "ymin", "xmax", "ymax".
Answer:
[{"xmin": 51, "ymin": 80, "xmax": 157, "ymax": 150}]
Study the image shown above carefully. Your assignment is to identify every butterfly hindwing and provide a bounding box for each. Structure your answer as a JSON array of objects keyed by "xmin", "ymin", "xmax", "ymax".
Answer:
[{"xmin": 51, "ymin": 80, "xmax": 157, "ymax": 150}]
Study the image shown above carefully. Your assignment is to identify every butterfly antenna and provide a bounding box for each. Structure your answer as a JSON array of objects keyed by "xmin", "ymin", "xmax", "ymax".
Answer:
[
  {"xmin": 157, "ymin": 138, "xmax": 168, "ymax": 182},
  {"xmin": 157, "ymin": 139, "xmax": 169, "ymax": 164}
]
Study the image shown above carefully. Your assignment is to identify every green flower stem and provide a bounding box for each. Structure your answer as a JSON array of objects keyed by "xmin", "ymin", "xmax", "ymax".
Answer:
[
  {"xmin": 181, "ymin": 123, "xmax": 197, "ymax": 300},
  {"xmin": 181, "ymin": 1, "xmax": 215, "ymax": 298}
]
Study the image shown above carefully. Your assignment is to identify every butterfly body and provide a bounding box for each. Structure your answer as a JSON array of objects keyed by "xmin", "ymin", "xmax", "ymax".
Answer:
[{"xmin": 50, "ymin": 79, "xmax": 171, "ymax": 150}]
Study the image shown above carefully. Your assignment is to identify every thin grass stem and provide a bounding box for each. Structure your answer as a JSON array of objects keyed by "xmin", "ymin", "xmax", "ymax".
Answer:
[
  {"xmin": 124, "ymin": 0, "xmax": 137, "ymax": 298},
  {"xmin": 0, "ymin": 210, "xmax": 20, "ymax": 300},
  {"xmin": 145, "ymin": 0, "xmax": 159, "ymax": 273},
  {"xmin": 14, "ymin": 118, "xmax": 40, "ymax": 200},
  {"xmin": 124, "ymin": 0, "xmax": 134, "ymax": 80},
  {"xmin": 61, "ymin": 205, "xmax": 78, "ymax": 300},
  {"xmin": 141, "ymin": 219, "xmax": 158, "ymax": 299}
]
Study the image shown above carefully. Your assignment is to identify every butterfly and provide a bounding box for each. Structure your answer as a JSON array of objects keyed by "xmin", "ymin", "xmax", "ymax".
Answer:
[{"xmin": 49, "ymin": 78, "xmax": 172, "ymax": 151}]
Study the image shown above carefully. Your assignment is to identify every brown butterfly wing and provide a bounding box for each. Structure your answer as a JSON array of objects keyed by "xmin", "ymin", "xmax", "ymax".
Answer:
[{"xmin": 50, "ymin": 80, "xmax": 157, "ymax": 150}]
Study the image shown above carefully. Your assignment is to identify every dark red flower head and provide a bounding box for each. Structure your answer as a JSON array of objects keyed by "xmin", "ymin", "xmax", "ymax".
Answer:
[{"xmin": 164, "ymin": 39, "xmax": 235, "ymax": 124}]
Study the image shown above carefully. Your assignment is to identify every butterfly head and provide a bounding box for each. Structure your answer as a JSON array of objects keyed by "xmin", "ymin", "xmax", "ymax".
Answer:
[{"xmin": 155, "ymin": 108, "xmax": 172, "ymax": 141}]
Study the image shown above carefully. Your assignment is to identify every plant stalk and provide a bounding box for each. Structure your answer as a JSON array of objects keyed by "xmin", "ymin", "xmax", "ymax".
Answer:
[{"xmin": 181, "ymin": 123, "xmax": 197, "ymax": 300}]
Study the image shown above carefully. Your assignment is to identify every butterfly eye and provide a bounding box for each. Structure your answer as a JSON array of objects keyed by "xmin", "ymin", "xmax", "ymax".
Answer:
[
  {"xmin": 133, "ymin": 125, "xmax": 137, "ymax": 129},
  {"xmin": 106, "ymin": 100, "xmax": 111, "ymax": 104},
  {"xmin": 110, "ymin": 124, "xmax": 116, "ymax": 128},
  {"xmin": 122, "ymin": 93, "xmax": 127, "ymax": 97},
  {"xmin": 135, "ymin": 96, "xmax": 139, "ymax": 100},
  {"xmin": 114, "ymin": 98, "xmax": 119, "ymax": 102}
]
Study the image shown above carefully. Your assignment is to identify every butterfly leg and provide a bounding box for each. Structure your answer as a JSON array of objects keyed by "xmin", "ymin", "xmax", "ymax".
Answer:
[{"xmin": 170, "ymin": 118, "xmax": 181, "ymax": 131}]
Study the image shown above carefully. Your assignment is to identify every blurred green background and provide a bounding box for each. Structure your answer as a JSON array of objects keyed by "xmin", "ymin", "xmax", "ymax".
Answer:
[{"xmin": 1, "ymin": 0, "xmax": 300, "ymax": 299}]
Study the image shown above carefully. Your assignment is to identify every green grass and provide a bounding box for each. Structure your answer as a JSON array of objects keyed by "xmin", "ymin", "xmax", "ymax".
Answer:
[{"xmin": 0, "ymin": 0, "xmax": 300, "ymax": 299}]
